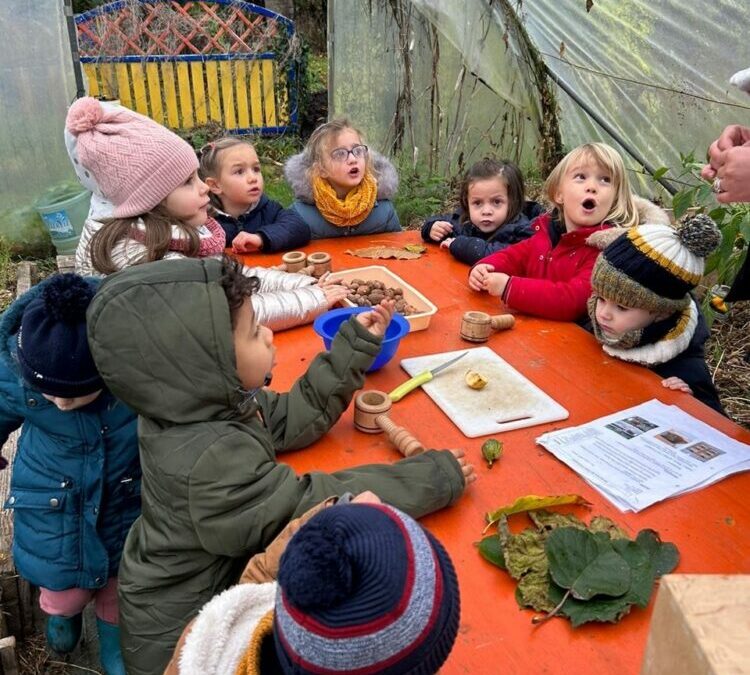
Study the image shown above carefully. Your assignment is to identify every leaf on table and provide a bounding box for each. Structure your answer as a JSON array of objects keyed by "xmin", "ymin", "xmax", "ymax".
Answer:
[
  {"xmin": 517, "ymin": 571, "xmax": 556, "ymax": 612},
  {"xmin": 404, "ymin": 244, "xmax": 427, "ymax": 253},
  {"xmin": 529, "ymin": 510, "xmax": 587, "ymax": 532},
  {"xmin": 345, "ymin": 246, "xmax": 423, "ymax": 260},
  {"xmin": 546, "ymin": 528, "xmax": 631, "ymax": 601},
  {"xmin": 589, "ymin": 516, "xmax": 630, "ymax": 540},
  {"xmin": 548, "ymin": 581, "xmax": 634, "ymax": 627},
  {"xmin": 477, "ymin": 535, "xmax": 506, "ymax": 570},
  {"xmin": 485, "ymin": 494, "xmax": 591, "ymax": 531}
]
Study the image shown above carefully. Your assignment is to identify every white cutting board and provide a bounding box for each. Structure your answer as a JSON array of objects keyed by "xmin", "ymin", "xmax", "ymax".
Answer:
[{"xmin": 399, "ymin": 347, "xmax": 568, "ymax": 437}]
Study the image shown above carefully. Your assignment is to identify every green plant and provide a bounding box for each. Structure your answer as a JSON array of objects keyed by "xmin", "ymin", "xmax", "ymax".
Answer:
[
  {"xmin": 653, "ymin": 153, "xmax": 750, "ymax": 323},
  {"xmin": 394, "ymin": 166, "xmax": 456, "ymax": 229}
]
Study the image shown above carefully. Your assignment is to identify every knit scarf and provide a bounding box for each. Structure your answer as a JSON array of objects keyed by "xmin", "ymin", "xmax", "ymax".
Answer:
[
  {"xmin": 311, "ymin": 172, "xmax": 377, "ymax": 227},
  {"xmin": 234, "ymin": 610, "xmax": 274, "ymax": 675},
  {"xmin": 587, "ymin": 298, "xmax": 698, "ymax": 366},
  {"xmin": 130, "ymin": 216, "xmax": 226, "ymax": 257}
]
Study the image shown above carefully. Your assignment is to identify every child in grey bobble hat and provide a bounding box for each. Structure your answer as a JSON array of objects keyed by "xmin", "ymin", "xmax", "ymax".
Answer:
[{"xmin": 587, "ymin": 215, "xmax": 725, "ymax": 414}]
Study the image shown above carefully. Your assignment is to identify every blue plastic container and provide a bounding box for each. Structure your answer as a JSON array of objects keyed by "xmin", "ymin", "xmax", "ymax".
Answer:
[{"xmin": 313, "ymin": 307, "xmax": 410, "ymax": 372}]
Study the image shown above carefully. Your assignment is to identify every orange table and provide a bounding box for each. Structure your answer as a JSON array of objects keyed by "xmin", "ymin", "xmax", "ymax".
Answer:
[{"xmin": 239, "ymin": 231, "xmax": 750, "ymax": 675}]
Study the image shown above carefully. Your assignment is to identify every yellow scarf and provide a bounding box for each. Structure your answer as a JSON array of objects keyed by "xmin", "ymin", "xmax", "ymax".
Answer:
[
  {"xmin": 234, "ymin": 610, "xmax": 274, "ymax": 675},
  {"xmin": 312, "ymin": 171, "xmax": 378, "ymax": 227}
]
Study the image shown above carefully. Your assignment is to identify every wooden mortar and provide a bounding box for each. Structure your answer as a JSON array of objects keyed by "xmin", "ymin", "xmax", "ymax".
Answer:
[
  {"xmin": 353, "ymin": 390, "xmax": 425, "ymax": 457},
  {"xmin": 307, "ymin": 251, "xmax": 332, "ymax": 277},
  {"xmin": 460, "ymin": 311, "xmax": 515, "ymax": 342},
  {"xmin": 280, "ymin": 250, "xmax": 307, "ymax": 273}
]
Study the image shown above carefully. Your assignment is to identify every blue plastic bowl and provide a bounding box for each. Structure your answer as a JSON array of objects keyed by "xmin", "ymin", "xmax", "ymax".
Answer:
[{"xmin": 313, "ymin": 306, "xmax": 410, "ymax": 372}]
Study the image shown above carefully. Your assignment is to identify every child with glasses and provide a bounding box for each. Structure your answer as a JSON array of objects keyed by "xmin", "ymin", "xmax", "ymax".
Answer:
[
  {"xmin": 284, "ymin": 118, "xmax": 402, "ymax": 238},
  {"xmin": 199, "ymin": 137, "xmax": 312, "ymax": 254}
]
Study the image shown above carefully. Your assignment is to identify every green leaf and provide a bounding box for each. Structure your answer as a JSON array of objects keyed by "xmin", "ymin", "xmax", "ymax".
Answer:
[
  {"xmin": 671, "ymin": 189, "xmax": 695, "ymax": 220},
  {"xmin": 477, "ymin": 535, "xmax": 506, "ymax": 570},
  {"xmin": 651, "ymin": 167, "xmax": 669, "ymax": 181},
  {"xmin": 548, "ymin": 582, "xmax": 634, "ymax": 627},
  {"xmin": 633, "ymin": 529, "xmax": 680, "ymax": 578},
  {"xmin": 517, "ymin": 570, "xmax": 555, "ymax": 612},
  {"xmin": 501, "ymin": 525, "xmax": 548, "ymax": 579},
  {"xmin": 610, "ymin": 538, "xmax": 653, "ymax": 607},
  {"xmin": 546, "ymin": 528, "xmax": 631, "ymax": 600}
]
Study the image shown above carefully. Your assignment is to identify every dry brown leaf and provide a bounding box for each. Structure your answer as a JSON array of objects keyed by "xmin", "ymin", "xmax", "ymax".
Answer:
[{"xmin": 346, "ymin": 246, "xmax": 423, "ymax": 260}]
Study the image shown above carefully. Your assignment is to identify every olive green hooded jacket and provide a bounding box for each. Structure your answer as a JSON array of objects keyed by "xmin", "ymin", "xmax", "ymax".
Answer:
[{"xmin": 86, "ymin": 258, "xmax": 465, "ymax": 675}]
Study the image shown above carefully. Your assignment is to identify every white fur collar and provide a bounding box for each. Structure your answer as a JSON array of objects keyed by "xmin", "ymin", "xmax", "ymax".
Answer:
[
  {"xmin": 178, "ymin": 582, "xmax": 277, "ymax": 675},
  {"xmin": 603, "ymin": 301, "xmax": 698, "ymax": 366}
]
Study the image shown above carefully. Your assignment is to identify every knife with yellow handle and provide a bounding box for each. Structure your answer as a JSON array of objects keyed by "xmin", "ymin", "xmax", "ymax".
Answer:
[{"xmin": 388, "ymin": 351, "xmax": 469, "ymax": 402}]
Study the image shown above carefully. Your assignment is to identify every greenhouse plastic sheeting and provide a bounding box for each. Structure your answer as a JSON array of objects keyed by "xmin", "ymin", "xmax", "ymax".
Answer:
[
  {"xmin": 0, "ymin": 0, "xmax": 77, "ymax": 248},
  {"xmin": 330, "ymin": 0, "xmax": 750, "ymax": 195}
]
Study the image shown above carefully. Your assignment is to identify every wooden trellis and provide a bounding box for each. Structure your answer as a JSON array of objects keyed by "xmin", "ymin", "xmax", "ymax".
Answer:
[{"xmin": 75, "ymin": 0, "xmax": 299, "ymax": 134}]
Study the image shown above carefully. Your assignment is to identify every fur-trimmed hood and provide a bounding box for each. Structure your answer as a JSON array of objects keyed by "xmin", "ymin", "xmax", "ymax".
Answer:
[
  {"xmin": 586, "ymin": 196, "xmax": 671, "ymax": 250},
  {"xmin": 284, "ymin": 149, "xmax": 399, "ymax": 203}
]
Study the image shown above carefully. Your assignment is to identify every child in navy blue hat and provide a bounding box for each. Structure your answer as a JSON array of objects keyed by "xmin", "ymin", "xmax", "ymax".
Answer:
[
  {"xmin": 172, "ymin": 501, "xmax": 460, "ymax": 674},
  {"xmin": 0, "ymin": 274, "xmax": 139, "ymax": 675}
]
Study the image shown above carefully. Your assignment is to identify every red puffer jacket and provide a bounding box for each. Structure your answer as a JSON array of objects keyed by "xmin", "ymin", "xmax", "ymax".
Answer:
[{"xmin": 474, "ymin": 213, "xmax": 612, "ymax": 321}]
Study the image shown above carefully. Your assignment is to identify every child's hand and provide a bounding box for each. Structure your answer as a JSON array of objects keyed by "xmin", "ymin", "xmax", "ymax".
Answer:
[
  {"xmin": 351, "ymin": 491, "xmax": 382, "ymax": 504},
  {"xmin": 439, "ymin": 237, "xmax": 455, "ymax": 250},
  {"xmin": 661, "ymin": 376, "xmax": 693, "ymax": 395},
  {"xmin": 316, "ymin": 271, "xmax": 338, "ymax": 287},
  {"xmin": 429, "ymin": 220, "xmax": 454, "ymax": 241},
  {"xmin": 355, "ymin": 299, "xmax": 395, "ymax": 338},
  {"xmin": 448, "ymin": 448, "xmax": 477, "ymax": 485},
  {"xmin": 485, "ymin": 272, "xmax": 510, "ymax": 297},
  {"xmin": 468, "ymin": 263, "xmax": 495, "ymax": 292},
  {"xmin": 232, "ymin": 232, "xmax": 263, "ymax": 253},
  {"xmin": 322, "ymin": 283, "xmax": 349, "ymax": 307}
]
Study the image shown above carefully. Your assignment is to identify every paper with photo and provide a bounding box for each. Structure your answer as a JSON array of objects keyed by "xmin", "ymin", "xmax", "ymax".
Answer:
[{"xmin": 536, "ymin": 399, "xmax": 750, "ymax": 512}]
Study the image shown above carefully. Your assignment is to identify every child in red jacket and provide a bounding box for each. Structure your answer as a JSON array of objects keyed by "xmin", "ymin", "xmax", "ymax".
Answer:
[{"xmin": 469, "ymin": 142, "xmax": 652, "ymax": 321}]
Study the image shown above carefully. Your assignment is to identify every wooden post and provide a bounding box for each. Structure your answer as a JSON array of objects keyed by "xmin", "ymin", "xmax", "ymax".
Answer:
[
  {"xmin": 14, "ymin": 263, "xmax": 38, "ymax": 297},
  {"xmin": 0, "ymin": 636, "xmax": 18, "ymax": 675}
]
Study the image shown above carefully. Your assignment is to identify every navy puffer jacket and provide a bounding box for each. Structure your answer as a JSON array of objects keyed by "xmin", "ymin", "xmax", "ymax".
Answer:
[{"xmin": 0, "ymin": 277, "xmax": 140, "ymax": 590}]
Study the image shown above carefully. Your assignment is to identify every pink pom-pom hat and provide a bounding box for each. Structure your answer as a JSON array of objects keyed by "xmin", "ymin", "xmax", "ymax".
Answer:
[{"xmin": 64, "ymin": 97, "xmax": 198, "ymax": 218}]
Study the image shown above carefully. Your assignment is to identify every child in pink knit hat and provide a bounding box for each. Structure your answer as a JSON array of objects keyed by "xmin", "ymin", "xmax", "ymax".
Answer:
[{"xmin": 67, "ymin": 98, "xmax": 347, "ymax": 331}]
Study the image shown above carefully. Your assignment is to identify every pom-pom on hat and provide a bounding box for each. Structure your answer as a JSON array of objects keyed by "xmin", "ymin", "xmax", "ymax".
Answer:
[
  {"xmin": 590, "ymin": 214, "xmax": 722, "ymax": 314},
  {"xmin": 16, "ymin": 274, "xmax": 103, "ymax": 398},
  {"xmin": 274, "ymin": 503, "xmax": 460, "ymax": 675},
  {"xmin": 65, "ymin": 97, "xmax": 198, "ymax": 218}
]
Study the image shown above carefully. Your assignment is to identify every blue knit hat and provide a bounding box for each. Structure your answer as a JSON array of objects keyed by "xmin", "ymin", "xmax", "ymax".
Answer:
[
  {"xmin": 16, "ymin": 274, "xmax": 103, "ymax": 398},
  {"xmin": 274, "ymin": 503, "xmax": 460, "ymax": 675}
]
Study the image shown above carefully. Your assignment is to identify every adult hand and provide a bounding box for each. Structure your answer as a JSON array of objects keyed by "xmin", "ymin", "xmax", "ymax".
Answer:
[
  {"xmin": 701, "ymin": 124, "xmax": 750, "ymax": 181},
  {"xmin": 429, "ymin": 220, "xmax": 454, "ymax": 241},
  {"xmin": 713, "ymin": 145, "xmax": 750, "ymax": 203}
]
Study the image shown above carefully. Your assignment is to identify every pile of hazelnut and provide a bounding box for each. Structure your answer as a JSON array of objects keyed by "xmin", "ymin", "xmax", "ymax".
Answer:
[{"xmin": 343, "ymin": 279, "xmax": 419, "ymax": 315}]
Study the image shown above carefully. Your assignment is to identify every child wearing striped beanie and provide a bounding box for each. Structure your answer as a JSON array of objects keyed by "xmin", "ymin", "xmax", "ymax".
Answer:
[
  {"xmin": 587, "ymin": 214, "xmax": 725, "ymax": 413},
  {"xmin": 173, "ymin": 502, "xmax": 460, "ymax": 675}
]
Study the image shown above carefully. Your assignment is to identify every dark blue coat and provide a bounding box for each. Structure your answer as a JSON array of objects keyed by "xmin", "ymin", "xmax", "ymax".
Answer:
[
  {"xmin": 213, "ymin": 194, "xmax": 311, "ymax": 252},
  {"xmin": 0, "ymin": 278, "xmax": 140, "ymax": 591},
  {"xmin": 421, "ymin": 201, "xmax": 543, "ymax": 265}
]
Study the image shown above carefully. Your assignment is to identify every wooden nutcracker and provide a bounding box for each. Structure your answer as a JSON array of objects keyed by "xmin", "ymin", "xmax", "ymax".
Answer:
[
  {"xmin": 460, "ymin": 311, "xmax": 515, "ymax": 342},
  {"xmin": 353, "ymin": 390, "xmax": 424, "ymax": 457}
]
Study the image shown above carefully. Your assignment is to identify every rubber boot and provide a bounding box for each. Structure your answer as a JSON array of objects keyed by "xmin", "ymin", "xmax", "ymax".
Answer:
[
  {"xmin": 45, "ymin": 613, "xmax": 83, "ymax": 654},
  {"xmin": 96, "ymin": 618, "xmax": 126, "ymax": 675}
]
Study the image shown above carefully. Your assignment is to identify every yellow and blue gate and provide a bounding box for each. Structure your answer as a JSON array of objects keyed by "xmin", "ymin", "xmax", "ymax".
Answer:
[{"xmin": 75, "ymin": 0, "xmax": 298, "ymax": 134}]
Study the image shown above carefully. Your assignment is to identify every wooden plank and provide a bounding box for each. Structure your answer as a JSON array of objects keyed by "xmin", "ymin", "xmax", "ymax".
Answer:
[
  {"xmin": 0, "ymin": 576, "xmax": 21, "ymax": 639},
  {"xmin": 146, "ymin": 62, "xmax": 164, "ymax": 125},
  {"xmin": 234, "ymin": 60, "xmax": 250, "ymax": 129},
  {"xmin": 17, "ymin": 580, "xmax": 32, "ymax": 638},
  {"xmin": 262, "ymin": 60, "xmax": 277, "ymax": 126},
  {"xmin": 82, "ymin": 63, "xmax": 100, "ymax": 98},
  {"xmin": 206, "ymin": 61, "xmax": 221, "ymax": 123},
  {"xmin": 115, "ymin": 63, "xmax": 133, "ymax": 109},
  {"xmin": 129, "ymin": 63, "xmax": 149, "ymax": 117},
  {"xmin": 276, "ymin": 69, "xmax": 289, "ymax": 124},
  {"xmin": 190, "ymin": 62, "xmax": 207, "ymax": 125},
  {"xmin": 176, "ymin": 62, "xmax": 194, "ymax": 129},
  {"xmin": 220, "ymin": 61, "xmax": 236, "ymax": 129},
  {"xmin": 56, "ymin": 255, "xmax": 76, "ymax": 274},
  {"xmin": 0, "ymin": 636, "xmax": 18, "ymax": 675},
  {"xmin": 642, "ymin": 575, "xmax": 750, "ymax": 675},
  {"xmin": 99, "ymin": 63, "xmax": 116, "ymax": 100},
  {"xmin": 161, "ymin": 62, "xmax": 179, "ymax": 128},
  {"xmin": 14, "ymin": 263, "xmax": 37, "ymax": 297},
  {"xmin": 249, "ymin": 61, "xmax": 263, "ymax": 127}
]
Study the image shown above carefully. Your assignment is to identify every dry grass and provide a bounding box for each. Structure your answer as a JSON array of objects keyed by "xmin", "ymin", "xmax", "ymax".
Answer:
[{"xmin": 706, "ymin": 301, "xmax": 750, "ymax": 427}]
